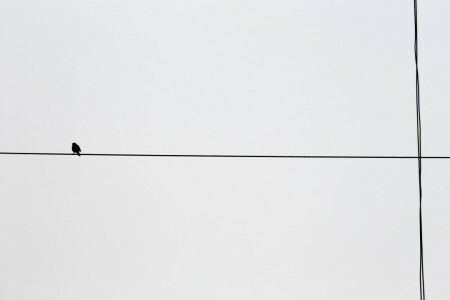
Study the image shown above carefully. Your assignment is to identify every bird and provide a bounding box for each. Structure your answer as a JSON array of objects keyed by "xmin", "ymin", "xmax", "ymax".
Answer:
[{"xmin": 72, "ymin": 143, "xmax": 81, "ymax": 156}]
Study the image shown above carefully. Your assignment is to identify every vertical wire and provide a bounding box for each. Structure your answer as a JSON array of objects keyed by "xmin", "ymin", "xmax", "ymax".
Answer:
[{"xmin": 414, "ymin": 0, "xmax": 425, "ymax": 299}]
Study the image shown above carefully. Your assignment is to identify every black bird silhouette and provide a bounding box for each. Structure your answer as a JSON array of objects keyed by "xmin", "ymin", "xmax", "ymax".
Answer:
[{"xmin": 72, "ymin": 143, "xmax": 81, "ymax": 156}]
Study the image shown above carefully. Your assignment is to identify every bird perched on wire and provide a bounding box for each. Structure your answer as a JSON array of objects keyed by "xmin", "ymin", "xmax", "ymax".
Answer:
[{"xmin": 72, "ymin": 143, "xmax": 81, "ymax": 156}]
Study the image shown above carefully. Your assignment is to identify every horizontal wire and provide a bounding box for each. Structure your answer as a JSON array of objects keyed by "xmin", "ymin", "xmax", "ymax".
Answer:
[{"xmin": 0, "ymin": 152, "xmax": 450, "ymax": 159}]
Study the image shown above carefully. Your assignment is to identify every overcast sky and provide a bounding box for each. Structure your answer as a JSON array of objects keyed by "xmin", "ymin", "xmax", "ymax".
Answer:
[{"xmin": 1, "ymin": 0, "xmax": 450, "ymax": 299}]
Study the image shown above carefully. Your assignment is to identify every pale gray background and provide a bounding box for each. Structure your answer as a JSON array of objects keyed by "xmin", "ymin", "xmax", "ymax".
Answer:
[{"xmin": 0, "ymin": 0, "xmax": 449, "ymax": 299}]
